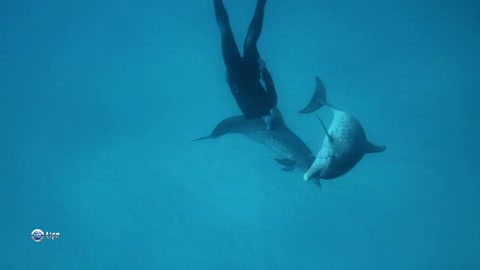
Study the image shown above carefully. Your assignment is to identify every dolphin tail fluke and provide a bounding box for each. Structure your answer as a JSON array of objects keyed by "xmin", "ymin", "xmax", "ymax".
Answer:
[
  {"xmin": 299, "ymin": 76, "xmax": 328, "ymax": 114},
  {"xmin": 365, "ymin": 141, "xmax": 387, "ymax": 154}
]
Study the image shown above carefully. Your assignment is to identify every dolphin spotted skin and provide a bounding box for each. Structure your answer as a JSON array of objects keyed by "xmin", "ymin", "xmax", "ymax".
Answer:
[
  {"xmin": 303, "ymin": 108, "xmax": 386, "ymax": 180},
  {"xmin": 300, "ymin": 77, "xmax": 386, "ymax": 181},
  {"xmin": 193, "ymin": 108, "xmax": 317, "ymax": 180}
]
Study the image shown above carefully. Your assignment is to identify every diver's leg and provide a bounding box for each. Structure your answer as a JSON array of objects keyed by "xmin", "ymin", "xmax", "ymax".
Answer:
[
  {"xmin": 243, "ymin": 0, "xmax": 267, "ymax": 61},
  {"xmin": 214, "ymin": 0, "xmax": 241, "ymax": 70}
]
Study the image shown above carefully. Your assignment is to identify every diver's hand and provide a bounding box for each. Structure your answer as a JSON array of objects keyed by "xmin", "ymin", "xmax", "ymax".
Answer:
[
  {"xmin": 262, "ymin": 114, "xmax": 272, "ymax": 130},
  {"xmin": 258, "ymin": 59, "xmax": 266, "ymax": 72}
]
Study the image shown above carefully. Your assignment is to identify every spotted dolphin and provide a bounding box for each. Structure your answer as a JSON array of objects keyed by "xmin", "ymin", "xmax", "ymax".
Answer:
[
  {"xmin": 193, "ymin": 107, "xmax": 319, "ymax": 185},
  {"xmin": 300, "ymin": 77, "xmax": 386, "ymax": 181}
]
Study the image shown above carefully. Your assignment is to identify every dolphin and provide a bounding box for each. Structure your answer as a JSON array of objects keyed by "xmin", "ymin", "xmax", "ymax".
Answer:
[
  {"xmin": 300, "ymin": 77, "xmax": 386, "ymax": 181},
  {"xmin": 193, "ymin": 107, "xmax": 319, "ymax": 184}
]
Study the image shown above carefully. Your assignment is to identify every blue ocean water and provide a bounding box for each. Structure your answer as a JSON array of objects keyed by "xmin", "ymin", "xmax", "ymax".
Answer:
[{"xmin": 1, "ymin": 0, "xmax": 479, "ymax": 269}]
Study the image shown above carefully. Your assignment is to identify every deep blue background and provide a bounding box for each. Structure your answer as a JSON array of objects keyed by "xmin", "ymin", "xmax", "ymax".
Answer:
[{"xmin": 1, "ymin": 0, "xmax": 479, "ymax": 269}]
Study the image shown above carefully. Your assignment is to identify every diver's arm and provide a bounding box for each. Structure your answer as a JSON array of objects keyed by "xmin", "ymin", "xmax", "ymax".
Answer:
[{"xmin": 260, "ymin": 62, "xmax": 278, "ymax": 108}]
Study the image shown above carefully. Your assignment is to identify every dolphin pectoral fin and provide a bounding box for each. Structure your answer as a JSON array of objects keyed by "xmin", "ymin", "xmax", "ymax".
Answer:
[
  {"xmin": 192, "ymin": 115, "xmax": 247, "ymax": 142},
  {"xmin": 316, "ymin": 115, "xmax": 333, "ymax": 142},
  {"xmin": 312, "ymin": 178, "xmax": 322, "ymax": 188},
  {"xmin": 274, "ymin": 158, "xmax": 296, "ymax": 171},
  {"xmin": 299, "ymin": 76, "xmax": 328, "ymax": 114},
  {"xmin": 281, "ymin": 166, "xmax": 295, "ymax": 172},
  {"xmin": 274, "ymin": 158, "xmax": 296, "ymax": 167},
  {"xmin": 365, "ymin": 141, "xmax": 387, "ymax": 154}
]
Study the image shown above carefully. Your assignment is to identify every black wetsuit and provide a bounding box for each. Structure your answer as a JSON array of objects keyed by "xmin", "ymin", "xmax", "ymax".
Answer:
[{"xmin": 214, "ymin": 0, "xmax": 277, "ymax": 120}]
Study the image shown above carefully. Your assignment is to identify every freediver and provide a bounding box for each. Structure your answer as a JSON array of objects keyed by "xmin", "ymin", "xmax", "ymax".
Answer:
[{"xmin": 213, "ymin": 0, "xmax": 279, "ymax": 129}]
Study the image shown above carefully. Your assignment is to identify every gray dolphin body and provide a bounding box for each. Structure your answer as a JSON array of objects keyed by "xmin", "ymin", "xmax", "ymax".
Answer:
[
  {"xmin": 300, "ymin": 77, "xmax": 386, "ymax": 181},
  {"xmin": 303, "ymin": 107, "xmax": 386, "ymax": 180},
  {"xmin": 193, "ymin": 108, "xmax": 316, "ymax": 177}
]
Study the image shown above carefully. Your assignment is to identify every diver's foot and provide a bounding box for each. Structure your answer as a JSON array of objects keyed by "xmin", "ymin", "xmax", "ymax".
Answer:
[{"xmin": 214, "ymin": 0, "xmax": 230, "ymax": 34}]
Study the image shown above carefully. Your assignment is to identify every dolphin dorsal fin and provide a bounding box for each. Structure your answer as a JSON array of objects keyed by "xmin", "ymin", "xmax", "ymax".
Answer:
[{"xmin": 317, "ymin": 114, "xmax": 333, "ymax": 142}]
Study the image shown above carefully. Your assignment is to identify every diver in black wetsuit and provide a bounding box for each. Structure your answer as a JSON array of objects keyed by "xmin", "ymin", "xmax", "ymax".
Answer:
[{"xmin": 213, "ymin": 0, "xmax": 279, "ymax": 129}]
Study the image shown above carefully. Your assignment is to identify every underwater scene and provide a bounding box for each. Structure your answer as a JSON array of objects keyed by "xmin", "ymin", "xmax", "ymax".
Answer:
[{"xmin": 1, "ymin": 0, "xmax": 479, "ymax": 269}]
